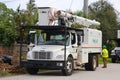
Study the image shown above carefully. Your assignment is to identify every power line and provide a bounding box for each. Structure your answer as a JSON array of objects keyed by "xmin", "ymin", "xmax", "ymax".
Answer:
[{"xmin": 69, "ymin": 0, "xmax": 74, "ymax": 10}]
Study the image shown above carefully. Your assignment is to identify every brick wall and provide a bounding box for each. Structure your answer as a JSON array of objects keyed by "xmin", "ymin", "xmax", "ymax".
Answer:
[{"xmin": 0, "ymin": 44, "xmax": 27, "ymax": 55}]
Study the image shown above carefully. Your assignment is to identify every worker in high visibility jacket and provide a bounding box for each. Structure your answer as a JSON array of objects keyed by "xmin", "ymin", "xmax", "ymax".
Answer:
[{"xmin": 102, "ymin": 45, "xmax": 109, "ymax": 68}]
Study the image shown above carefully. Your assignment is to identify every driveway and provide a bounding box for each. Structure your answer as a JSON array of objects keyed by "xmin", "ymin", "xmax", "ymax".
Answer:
[{"xmin": 0, "ymin": 63, "xmax": 120, "ymax": 80}]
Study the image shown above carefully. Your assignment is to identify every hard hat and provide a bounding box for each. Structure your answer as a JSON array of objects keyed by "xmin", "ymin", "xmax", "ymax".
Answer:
[{"xmin": 103, "ymin": 45, "xmax": 106, "ymax": 48}]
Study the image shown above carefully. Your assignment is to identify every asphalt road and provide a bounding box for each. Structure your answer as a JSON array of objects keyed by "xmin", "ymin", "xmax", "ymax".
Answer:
[{"xmin": 0, "ymin": 63, "xmax": 120, "ymax": 80}]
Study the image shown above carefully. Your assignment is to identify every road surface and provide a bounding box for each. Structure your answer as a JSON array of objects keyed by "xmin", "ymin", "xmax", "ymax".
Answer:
[{"xmin": 0, "ymin": 63, "xmax": 120, "ymax": 80}]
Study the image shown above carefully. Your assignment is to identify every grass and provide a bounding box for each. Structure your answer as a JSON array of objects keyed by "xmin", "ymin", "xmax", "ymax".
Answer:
[
  {"xmin": 0, "ymin": 71, "xmax": 26, "ymax": 78},
  {"xmin": 98, "ymin": 57, "xmax": 112, "ymax": 64},
  {"xmin": 0, "ymin": 71, "xmax": 9, "ymax": 77}
]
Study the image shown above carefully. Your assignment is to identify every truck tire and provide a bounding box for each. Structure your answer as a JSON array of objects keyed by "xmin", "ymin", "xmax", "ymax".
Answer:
[
  {"xmin": 85, "ymin": 55, "xmax": 97, "ymax": 71},
  {"xmin": 62, "ymin": 57, "xmax": 74, "ymax": 76},
  {"xmin": 96, "ymin": 55, "xmax": 99, "ymax": 67},
  {"xmin": 26, "ymin": 68, "xmax": 39, "ymax": 75}
]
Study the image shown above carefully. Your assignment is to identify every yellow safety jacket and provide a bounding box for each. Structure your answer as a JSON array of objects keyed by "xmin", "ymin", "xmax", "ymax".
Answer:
[{"xmin": 102, "ymin": 49, "xmax": 108, "ymax": 58}]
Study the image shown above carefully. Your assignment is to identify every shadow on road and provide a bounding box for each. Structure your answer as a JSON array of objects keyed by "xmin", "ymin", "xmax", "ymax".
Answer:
[
  {"xmin": 35, "ymin": 69, "xmax": 86, "ymax": 76},
  {"xmin": 37, "ymin": 70, "xmax": 63, "ymax": 76}
]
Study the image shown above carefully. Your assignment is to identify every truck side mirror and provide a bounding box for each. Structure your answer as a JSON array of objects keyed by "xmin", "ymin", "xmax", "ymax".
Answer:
[
  {"xmin": 27, "ymin": 34, "xmax": 30, "ymax": 44},
  {"xmin": 77, "ymin": 35, "xmax": 81, "ymax": 46},
  {"xmin": 77, "ymin": 41, "xmax": 81, "ymax": 46}
]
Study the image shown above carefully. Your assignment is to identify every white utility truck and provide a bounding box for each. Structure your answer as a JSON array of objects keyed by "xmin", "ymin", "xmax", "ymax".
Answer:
[{"xmin": 20, "ymin": 7, "xmax": 102, "ymax": 76}]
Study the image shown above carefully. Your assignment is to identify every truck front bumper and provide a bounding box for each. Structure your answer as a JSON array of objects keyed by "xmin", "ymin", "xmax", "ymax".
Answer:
[{"xmin": 20, "ymin": 60, "xmax": 65, "ymax": 69}]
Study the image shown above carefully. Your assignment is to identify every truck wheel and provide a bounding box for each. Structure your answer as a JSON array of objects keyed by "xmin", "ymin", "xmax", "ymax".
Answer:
[
  {"xmin": 26, "ymin": 68, "xmax": 39, "ymax": 75},
  {"xmin": 62, "ymin": 57, "xmax": 73, "ymax": 76},
  {"xmin": 85, "ymin": 55, "xmax": 97, "ymax": 71}
]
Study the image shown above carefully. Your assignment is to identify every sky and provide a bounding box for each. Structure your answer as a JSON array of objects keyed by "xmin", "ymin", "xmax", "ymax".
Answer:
[{"xmin": 0, "ymin": 0, "xmax": 120, "ymax": 13}]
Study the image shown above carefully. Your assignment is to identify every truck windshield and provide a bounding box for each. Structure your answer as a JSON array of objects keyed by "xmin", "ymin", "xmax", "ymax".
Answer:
[{"xmin": 37, "ymin": 31, "xmax": 70, "ymax": 45}]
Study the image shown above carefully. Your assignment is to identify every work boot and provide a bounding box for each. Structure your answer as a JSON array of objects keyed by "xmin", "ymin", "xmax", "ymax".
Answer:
[{"xmin": 102, "ymin": 66, "xmax": 107, "ymax": 68}]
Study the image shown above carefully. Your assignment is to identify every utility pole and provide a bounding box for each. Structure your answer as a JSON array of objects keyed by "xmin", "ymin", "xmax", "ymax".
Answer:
[{"xmin": 83, "ymin": 0, "xmax": 88, "ymax": 17}]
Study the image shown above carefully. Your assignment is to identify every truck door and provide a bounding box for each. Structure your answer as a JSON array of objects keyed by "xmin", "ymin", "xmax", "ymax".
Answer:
[
  {"xmin": 76, "ymin": 34, "xmax": 82, "ymax": 64},
  {"xmin": 70, "ymin": 33, "xmax": 78, "ymax": 58},
  {"xmin": 27, "ymin": 31, "xmax": 37, "ymax": 51}
]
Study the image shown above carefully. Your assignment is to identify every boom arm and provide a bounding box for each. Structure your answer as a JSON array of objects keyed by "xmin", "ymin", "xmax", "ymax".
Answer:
[
  {"xmin": 37, "ymin": 7, "xmax": 100, "ymax": 27},
  {"xmin": 57, "ymin": 10, "xmax": 100, "ymax": 27}
]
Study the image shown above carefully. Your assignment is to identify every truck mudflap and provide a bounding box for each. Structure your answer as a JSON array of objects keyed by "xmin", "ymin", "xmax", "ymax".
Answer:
[{"xmin": 20, "ymin": 60, "xmax": 65, "ymax": 69}]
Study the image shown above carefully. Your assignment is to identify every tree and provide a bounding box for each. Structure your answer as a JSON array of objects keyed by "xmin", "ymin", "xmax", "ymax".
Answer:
[
  {"xmin": 88, "ymin": 0, "xmax": 118, "ymax": 44},
  {"xmin": 12, "ymin": 0, "xmax": 38, "ymax": 43},
  {"xmin": 13, "ymin": 0, "xmax": 38, "ymax": 26},
  {"xmin": 23, "ymin": 0, "xmax": 38, "ymax": 25},
  {"xmin": 0, "ymin": 2, "xmax": 18, "ymax": 46},
  {"xmin": 73, "ymin": 10, "xmax": 84, "ymax": 17},
  {"xmin": 0, "ymin": 0, "xmax": 38, "ymax": 46}
]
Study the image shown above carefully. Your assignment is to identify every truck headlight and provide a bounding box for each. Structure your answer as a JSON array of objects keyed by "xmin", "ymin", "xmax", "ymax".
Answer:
[
  {"xmin": 27, "ymin": 54, "xmax": 30, "ymax": 58},
  {"xmin": 27, "ymin": 51, "xmax": 31, "ymax": 59},
  {"xmin": 56, "ymin": 62, "xmax": 63, "ymax": 66}
]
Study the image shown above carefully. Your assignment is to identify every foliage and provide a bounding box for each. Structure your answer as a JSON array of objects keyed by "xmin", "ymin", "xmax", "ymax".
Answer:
[
  {"xmin": 2, "ymin": 29, "xmax": 18, "ymax": 46},
  {"xmin": 0, "ymin": 0, "xmax": 38, "ymax": 46},
  {"xmin": 0, "ymin": 27, "xmax": 18, "ymax": 46},
  {"xmin": 107, "ymin": 40, "xmax": 117, "ymax": 52},
  {"xmin": 71, "ymin": 23, "xmax": 85, "ymax": 28},
  {"xmin": 0, "ymin": 71, "xmax": 9, "ymax": 77},
  {"xmin": 98, "ymin": 57, "xmax": 111, "ymax": 64},
  {"xmin": 0, "ymin": 27, "xmax": 5, "ymax": 42},
  {"xmin": 88, "ymin": 0, "xmax": 118, "ymax": 44},
  {"xmin": 0, "ymin": 2, "xmax": 18, "ymax": 46},
  {"xmin": 14, "ymin": 0, "xmax": 38, "ymax": 26},
  {"xmin": 73, "ymin": 11, "xmax": 84, "ymax": 17},
  {"xmin": 13, "ymin": 0, "xmax": 38, "ymax": 43}
]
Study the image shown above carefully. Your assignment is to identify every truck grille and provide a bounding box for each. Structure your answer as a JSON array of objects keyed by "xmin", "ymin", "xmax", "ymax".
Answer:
[{"xmin": 33, "ymin": 51, "xmax": 52, "ymax": 59}]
